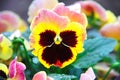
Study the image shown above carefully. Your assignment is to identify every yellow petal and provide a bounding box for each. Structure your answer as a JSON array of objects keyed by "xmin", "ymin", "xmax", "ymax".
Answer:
[
  {"xmin": 61, "ymin": 22, "xmax": 86, "ymax": 53},
  {"xmin": 0, "ymin": 35, "xmax": 13, "ymax": 60},
  {"xmin": 0, "ymin": 63, "xmax": 8, "ymax": 75}
]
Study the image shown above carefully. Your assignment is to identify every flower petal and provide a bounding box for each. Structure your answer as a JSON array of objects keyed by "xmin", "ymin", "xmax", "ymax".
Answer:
[
  {"xmin": 0, "ymin": 63, "xmax": 8, "ymax": 76},
  {"xmin": 85, "ymin": 67, "xmax": 96, "ymax": 79},
  {"xmin": 18, "ymin": 18, "xmax": 28, "ymax": 32},
  {"xmin": 9, "ymin": 58, "xmax": 17, "ymax": 78},
  {"xmin": 0, "ymin": 11, "xmax": 27, "ymax": 32},
  {"xmin": 16, "ymin": 62, "xmax": 26, "ymax": 72},
  {"xmin": 80, "ymin": 67, "xmax": 96, "ymax": 80},
  {"xmin": 67, "ymin": 2, "xmax": 81, "ymax": 13},
  {"xmin": 60, "ymin": 22, "xmax": 86, "ymax": 68},
  {"xmin": 30, "ymin": 9, "xmax": 69, "ymax": 30},
  {"xmin": 0, "ymin": 35, "xmax": 13, "ymax": 60},
  {"xmin": 32, "ymin": 71, "xmax": 47, "ymax": 80},
  {"xmin": 0, "ymin": 11, "xmax": 19, "ymax": 30},
  {"xmin": 9, "ymin": 58, "xmax": 26, "ymax": 80},
  {"xmin": 39, "ymin": 43, "xmax": 73, "ymax": 68},
  {"xmin": 36, "ymin": 22, "xmax": 86, "ymax": 68},
  {"xmin": 62, "ymin": 22, "xmax": 86, "ymax": 53},
  {"xmin": 100, "ymin": 21, "xmax": 120, "ymax": 40},
  {"xmin": 80, "ymin": 74, "xmax": 93, "ymax": 80},
  {"xmin": 28, "ymin": 0, "xmax": 58, "ymax": 22},
  {"xmin": 15, "ymin": 62, "xmax": 26, "ymax": 80},
  {"xmin": 80, "ymin": 1, "xmax": 107, "ymax": 21},
  {"xmin": 0, "ymin": 19, "xmax": 8, "ymax": 33},
  {"xmin": 105, "ymin": 10, "xmax": 117, "ymax": 23},
  {"xmin": 54, "ymin": 3, "xmax": 87, "ymax": 27},
  {"xmin": 0, "ymin": 34, "xmax": 3, "ymax": 42}
]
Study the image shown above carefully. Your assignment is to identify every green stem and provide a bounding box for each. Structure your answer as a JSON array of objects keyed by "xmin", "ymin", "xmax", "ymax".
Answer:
[
  {"xmin": 116, "ymin": 41, "xmax": 120, "ymax": 60},
  {"xmin": 103, "ymin": 67, "xmax": 112, "ymax": 80},
  {"xmin": 12, "ymin": 38, "xmax": 31, "ymax": 63},
  {"xmin": 21, "ymin": 42, "xmax": 31, "ymax": 64},
  {"xmin": 21, "ymin": 39, "xmax": 38, "ymax": 78},
  {"xmin": 12, "ymin": 38, "xmax": 37, "ymax": 79},
  {"xmin": 103, "ymin": 62, "xmax": 119, "ymax": 80}
]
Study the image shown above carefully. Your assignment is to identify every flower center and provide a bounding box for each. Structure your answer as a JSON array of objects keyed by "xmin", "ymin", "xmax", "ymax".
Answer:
[{"xmin": 54, "ymin": 35, "xmax": 62, "ymax": 45}]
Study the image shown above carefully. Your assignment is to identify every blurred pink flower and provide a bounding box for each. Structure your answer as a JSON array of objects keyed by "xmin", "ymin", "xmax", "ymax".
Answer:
[
  {"xmin": 0, "ymin": 11, "xmax": 27, "ymax": 33},
  {"xmin": 32, "ymin": 71, "xmax": 53, "ymax": 80},
  {"xmin": 0, "ymin": 34, "xmax": 3, "ymax": 42},
  {"xmin": 80, "ymin": 67, "xmax": 96, "ymax": 80},
  {"xmin": 0, "ymin": 20, "xmax": 8, "ymax": 33},
  {"xmin": 80, "ymin": 0, "xmax": 107, "ymax": 21},
  {"xmin": 100, "ymin": 16, "xmax": 120, "ymax": 40},
  {"xmin": 28, "ymin": 0, "xmax": 58, "ymax": 22},
  {"xmin": 0, "ymin": 11, "xmax": 19, "ymax": 30},
  {"xmin": 8, "ymin": 57, "xmax": 26, "ymax": 80}
]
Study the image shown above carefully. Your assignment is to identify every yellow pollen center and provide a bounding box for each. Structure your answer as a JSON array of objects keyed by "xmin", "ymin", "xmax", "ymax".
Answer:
[{"xmin": 54, "ymin": 35, "xmax": 62, "ymax": 45}]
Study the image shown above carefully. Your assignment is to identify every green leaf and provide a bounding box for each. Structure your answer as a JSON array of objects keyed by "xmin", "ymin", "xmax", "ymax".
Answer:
[
  {"xmin": 49, "ymin": 74, "xmax": 77, "ymax": 80},
  {"xmin": 72, "ymin": 37, "xmax": 117, "ymax": 68}
]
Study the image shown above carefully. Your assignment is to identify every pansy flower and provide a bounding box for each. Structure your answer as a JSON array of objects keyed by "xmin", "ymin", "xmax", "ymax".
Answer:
[
  {"xmin": 100, "ymin": 16, "xmax": 120, "ymax": 40},
  {"xmin": 28, "ymin": 0, "xmax": 58, "ymax": 23},
  {"xmin": 0, "ymin": 34, "xmax": 13, "ymax": 60},
  {"xmin": 0, "ymin": 57, "xmax": 26, "ymax": 80},
  {"xmin": 80, "ymin": 0, "xmax": 107, "ymax": 21},
  {"xmin": 8, "ymin": 57, "xmax": 26, "ymax": 80},
  {"xmin": 0, "ymin": 11, "xmax": 19, "ymax": 31},
  {"xmin": 0, "ymin": 11, "xmax": 27, "ymax": 33},
  {"xmin": 30, "ymin": 4, "xmax": 87, "ymax": 68}
]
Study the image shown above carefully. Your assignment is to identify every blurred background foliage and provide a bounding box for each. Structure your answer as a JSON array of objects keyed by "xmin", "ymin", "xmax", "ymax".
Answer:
[{"xmin": 0, "ymin": 0, "xmax": 120, "ymax": 22}]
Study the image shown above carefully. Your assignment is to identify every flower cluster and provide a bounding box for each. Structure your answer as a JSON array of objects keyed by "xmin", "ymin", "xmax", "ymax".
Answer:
[
  {"xmin": 1, "ymin": 0, "xmax": 120, "ymax": 80},
  {"xmin": 0, "ymin": 57, "xmax": 26, "ymax": 80}
]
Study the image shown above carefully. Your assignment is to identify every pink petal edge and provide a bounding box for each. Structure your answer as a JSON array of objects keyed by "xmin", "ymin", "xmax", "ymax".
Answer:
[
  {"xmin": 30, "ymin": 9, "xmax": 69, "ymax": 30},
  {"xmin": 85, "ymin": 67, "xmax": 96, "ymax": 79},
  {"xmin": 15, "ymin": 62, "xmax": 26, "ymax": 80},
  {"xmin": 80, "ymin": 67, "xmax": 96, "ymax": 80},
  {"xmin": 0, "ymin": 34, "xmax": 3, "ymax": 42},
  {"xmin": 0, "ymin": 11, "xmax": 19, "ymax": 29},
  {"xmin": 32, "ymin": 71, "xmax": 47, "ymax": 80},
  {"xmin": 80, "ymin": 1, "xmax": 107, "ymax": 21},
  {"xmin": 9, "ymin": 58, "xmax": 17, "ymax": 78},
  {"xmin": 54, "ymin": 3, "xmax": 87, "ymax": 27},
  {"xmin": 80, "ymin": 74, "xmax": 93, "ymax": 80}
]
